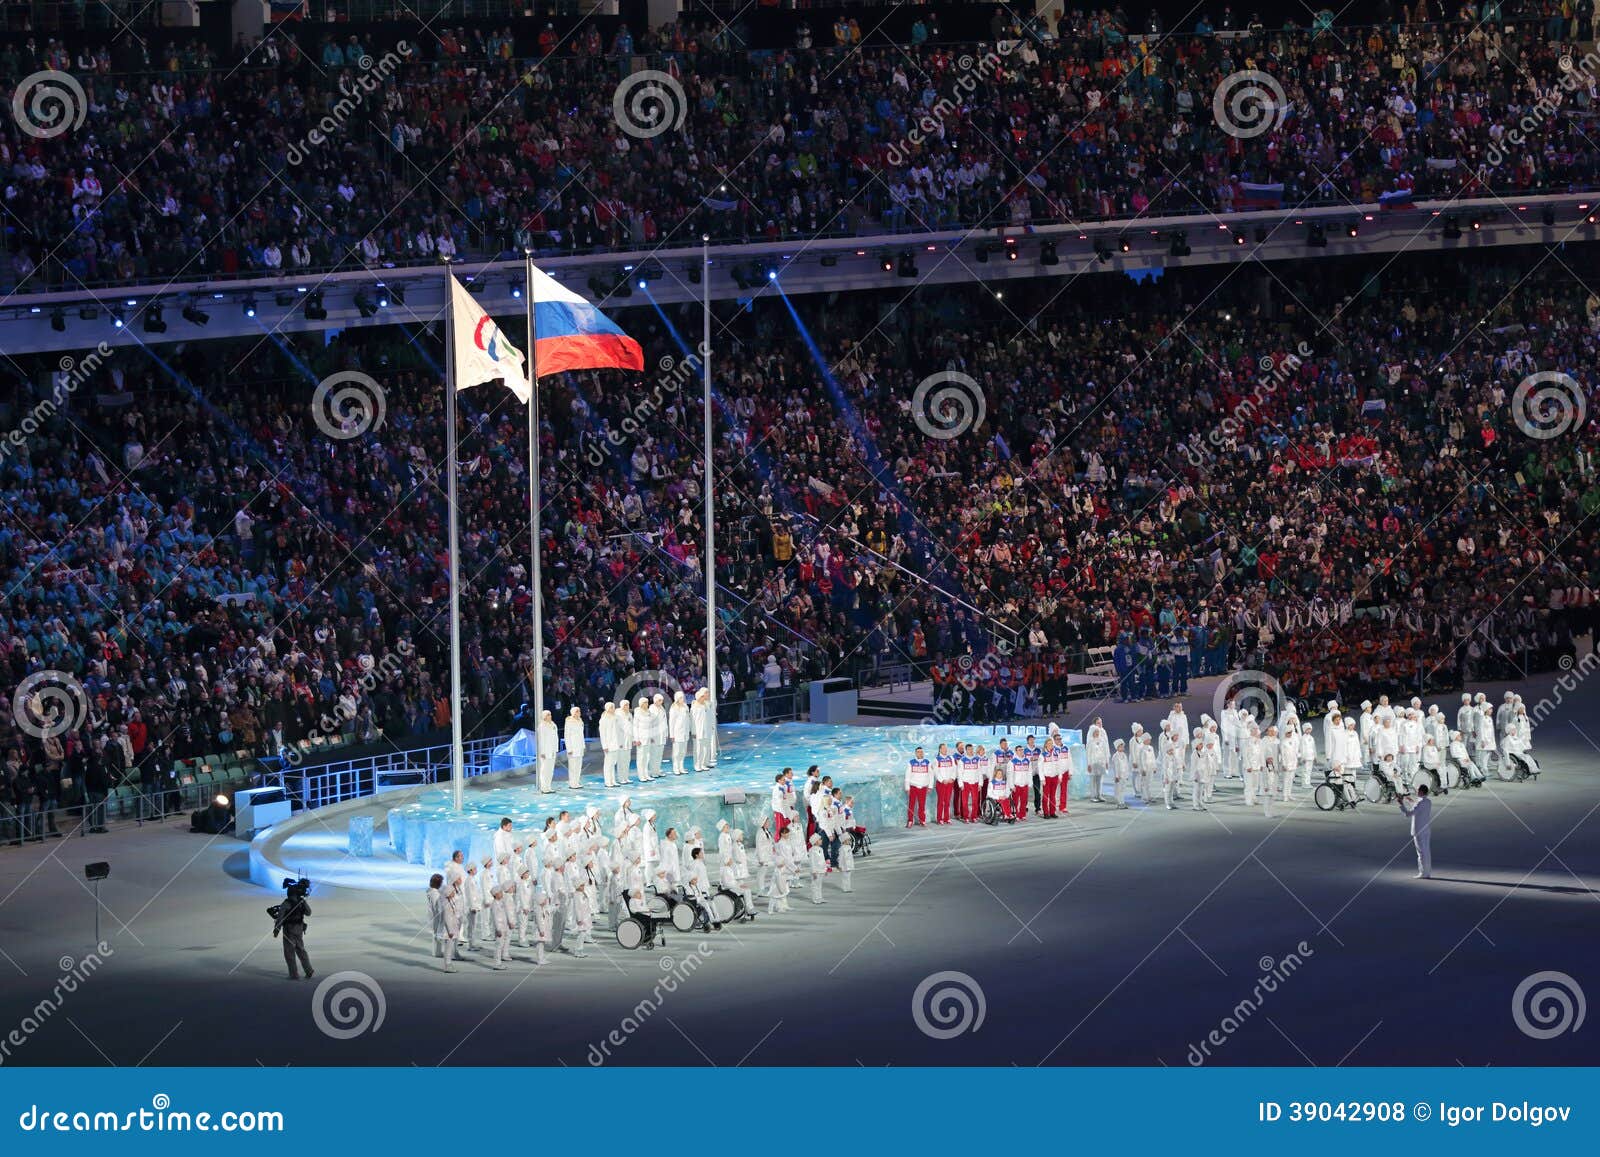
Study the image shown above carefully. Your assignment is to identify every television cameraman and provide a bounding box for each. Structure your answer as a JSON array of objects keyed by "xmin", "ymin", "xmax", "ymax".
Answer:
[{"xmin": 270, "ymin": 877, "xmax": 315, "ymax": 980}]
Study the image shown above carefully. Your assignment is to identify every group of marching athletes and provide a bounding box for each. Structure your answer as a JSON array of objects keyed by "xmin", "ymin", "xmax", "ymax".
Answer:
[
  {"xmin": 903, "ymin": 689, "xmax": 1541, "ymax": 824},
  {"xmin": 425, "ymin": 792, "xmax": 866, "ymax": 971}
]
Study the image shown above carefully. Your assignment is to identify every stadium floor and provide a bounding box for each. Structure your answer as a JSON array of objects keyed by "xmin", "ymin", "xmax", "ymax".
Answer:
[{"xmin": 0, "ymin": 672, "xmax": 1595, "ymax": 1067}]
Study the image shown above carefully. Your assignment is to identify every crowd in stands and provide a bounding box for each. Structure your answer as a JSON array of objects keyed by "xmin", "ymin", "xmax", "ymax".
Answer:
[
  {"xmin": 2, "ymin": 241, "xmax": 1596, "ymax": 839},
  {"xmin": 5, "ymin": 5, "xmax": 1600, "ymax": 292}
]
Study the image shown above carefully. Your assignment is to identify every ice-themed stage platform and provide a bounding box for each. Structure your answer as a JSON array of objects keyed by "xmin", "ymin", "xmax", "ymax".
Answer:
[{"xmin": 249, "ymin": 722, "xmax": 1085, "ymax": 892}]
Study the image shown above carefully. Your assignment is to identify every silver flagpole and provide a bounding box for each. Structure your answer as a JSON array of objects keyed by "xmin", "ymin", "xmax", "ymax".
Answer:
[
  {"xmin": 446, "ymin": 265, "xmax": 465, "ymax": 812},
  {"xmin": 526, "ymin": 252, "xmax": 545, "ymax": 740},
  {"xmin": 702, "ymin": 237, "xmax": 716, "ymax": 704}
]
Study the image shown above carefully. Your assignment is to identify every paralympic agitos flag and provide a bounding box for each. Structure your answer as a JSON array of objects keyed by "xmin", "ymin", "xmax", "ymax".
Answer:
[{"xmin": 451, "ymin": 272, "xmax": 530, "ymax": 401}]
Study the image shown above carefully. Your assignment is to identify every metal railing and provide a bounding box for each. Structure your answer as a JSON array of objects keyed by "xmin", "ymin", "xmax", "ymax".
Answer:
[{"xmin": 272, "ymin": 733, "xmax": 509, "ymax": 810}]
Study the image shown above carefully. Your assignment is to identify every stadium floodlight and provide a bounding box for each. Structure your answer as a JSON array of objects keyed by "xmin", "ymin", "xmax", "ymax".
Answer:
[
  {"xmin": 303, "ymin": 293, "xmax": 326, "ymax": 321},
  {"xmin": 182, "ymin": 302, "xmax": 209, "ymax": 326},
  {"xmin": 355, "ymin": 287, "xmax": 377, "ymax": 317},
  {"xmin": 242, "ymin": 297, "xmax": 257, "ymax": 318},
  {"xmin": 143, "ymin": 306, "xmax": 166, "ymax": 334}
]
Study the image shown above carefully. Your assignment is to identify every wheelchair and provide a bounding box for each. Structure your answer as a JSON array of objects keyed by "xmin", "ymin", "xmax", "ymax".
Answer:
[
  {"xmin": 678, "ymin": 889, "xmax": 724, "ymax": 932},
  {"xmin": 1362, "ymin": 770, "xmax": 1400, "ymax": 805},
  {"xmin": 711, "ymin": 886, "xmax": 757, "ymax": 924},
  {"xmin": 849, "ymin": 826, "xmax": 872, "ymax": 857},
  {"xmin": 1502, "ymin": 750, "xmax": 1541, "ymax": 783},
  {"xmin": 1313, "ymin": 770, "xmax": 1361, "ymax": 812},
  {"xmin": 1447, "ymin": 756, "xmax": 1485, "ymax": 790},
  {"xmin": 614, "ymin": 891, "xmax": 670, "ymax": 951},
  {"xmin": 980, "ymin": 796, "xmax": 1013, "ymax": 825}
]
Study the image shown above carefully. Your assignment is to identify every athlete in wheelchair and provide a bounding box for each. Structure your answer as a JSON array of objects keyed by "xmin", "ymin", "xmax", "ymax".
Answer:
[
  {"xmin": 1495, "ymin": 706, "xmax": 1540, "ymax": 781},
  {"xmin": 1446, "ymin": 730, "xmax": 1486, "ymax": 790},
  {"xmin": 614, "ymin": 885, "xmax": 670, "ymax": 950},
  {"xmin": 982, "ymin": 765, "xmax": 1014, "ymax": 825}
]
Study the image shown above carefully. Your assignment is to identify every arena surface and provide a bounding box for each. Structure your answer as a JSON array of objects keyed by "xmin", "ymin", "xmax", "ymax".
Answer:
[{"xmin": 0, "ymin": 673, "xmax": 1595, "ymax": 1068}]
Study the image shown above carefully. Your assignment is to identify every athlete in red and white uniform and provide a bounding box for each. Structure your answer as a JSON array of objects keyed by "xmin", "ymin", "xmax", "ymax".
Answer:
[
  {"xmin": 1009, "ymin": 747, "xmax": 1033, "ymax": 820},
  {"xmin": 933, "ymin": 743, "xmax": 959, "ymax": 825},
  {"xmin": 958, "ymin": 743, "xmax": 984, "ymax": 822},
  {"xmin": 905, "ymin": 747, "xmax": 932, "ymax": 827}
]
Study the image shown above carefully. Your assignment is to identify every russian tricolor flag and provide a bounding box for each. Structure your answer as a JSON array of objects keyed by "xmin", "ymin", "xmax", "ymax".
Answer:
[
  {"xmin": 527, "ymin": 263, "xmax": 644, "ymax": 379},
  {"xmin": 1233, "ymin": 181, "xmax": 1284, "ymax": 210}
]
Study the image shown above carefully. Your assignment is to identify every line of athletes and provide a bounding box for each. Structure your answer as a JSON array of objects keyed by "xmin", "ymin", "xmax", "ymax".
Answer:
[{"xmin": 903, "ymin": 732, "xmax": 1076, "ymax": 826}]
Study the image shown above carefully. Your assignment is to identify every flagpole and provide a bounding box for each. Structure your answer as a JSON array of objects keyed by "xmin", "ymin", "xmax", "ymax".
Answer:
[
  {"xmin": 445, "ymin": 264, "xmax": 465, "ymax": 813},
  {"xmin": 526, "ymin": 251, "xmax": 545, "ymax": 744},
  {"xmin": 702, "ymin": 236, "xmax": 716, "ymax": 706}
]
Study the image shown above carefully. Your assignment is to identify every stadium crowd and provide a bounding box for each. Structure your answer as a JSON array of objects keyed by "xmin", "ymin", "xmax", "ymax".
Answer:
[
  {"xmin": 4, "ymin": 6, "xmax": 1600, "ymax": 291},
  {"xmin": 1, "ymin": 239, "xmax": 1596, "ymax": 841}
]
